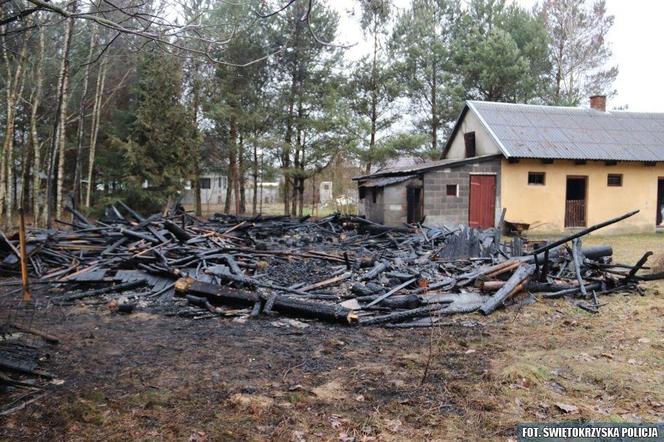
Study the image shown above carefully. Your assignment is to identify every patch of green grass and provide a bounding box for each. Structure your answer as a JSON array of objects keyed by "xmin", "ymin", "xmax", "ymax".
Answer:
[
  {"xmin": 62, "ymin": 391, "xmax": 108, "ymax": 426},
  {"xmin": 287, "ymin": 393, "xmax": 303, "ymax": 404},
  {"xmin": 609, "ymin": 415, "xmax": 627, "ymax": 423},
  {"xmin": 499, "ymin": 362, "xmax": 552, "ymax": 385}
]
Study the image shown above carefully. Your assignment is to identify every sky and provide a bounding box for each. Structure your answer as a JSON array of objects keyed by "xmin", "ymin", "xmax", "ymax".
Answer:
[{"xmin": 331, "ymin": 0, "xmax": 664, "ymax": 112}]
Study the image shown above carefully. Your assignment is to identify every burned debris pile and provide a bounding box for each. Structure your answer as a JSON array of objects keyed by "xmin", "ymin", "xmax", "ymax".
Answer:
[
  {"xmin": 0, "ymin": 206, "xmax": 661, "ymax": 328},
  {"xmin": 0, "ymin": 296, "xmax": 61, "ymax": 417}
]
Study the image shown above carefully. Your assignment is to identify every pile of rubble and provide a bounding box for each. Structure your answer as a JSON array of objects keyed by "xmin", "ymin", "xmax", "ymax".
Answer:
[{"xmin": 1, "ymin": 205, "xmax": 662, "ymax": 328}]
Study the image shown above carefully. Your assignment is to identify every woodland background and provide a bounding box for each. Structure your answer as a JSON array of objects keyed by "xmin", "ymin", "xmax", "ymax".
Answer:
[{"xmin": 0, "ymin": 0, "xmax": 617, "ymax": 226}]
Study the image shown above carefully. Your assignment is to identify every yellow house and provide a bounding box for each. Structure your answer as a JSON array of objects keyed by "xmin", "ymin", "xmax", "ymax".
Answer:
[
  {"xmin": 356, "ymin": 96, "xmax": 664, "ymax": 234},
  {"xmin": 442, "ymin": 96, "xmax": 664, "ymax": 234}
]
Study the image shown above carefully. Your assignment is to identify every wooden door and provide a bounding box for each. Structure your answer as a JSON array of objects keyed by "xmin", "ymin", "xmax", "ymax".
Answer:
[
  {"xmin": 565, "ymin": 176, "xmax": 587, "ymax": 228},
  {"xmin": 407, "ymin": 187, "xmax": 423, "ymax": 224},
  {"xmin": 469, "ymin": 175, "xmax": 496, "ymax": 228},
  {"xmin": 657, "ymin": 178, "xmax": 664, "ymax": 225}
]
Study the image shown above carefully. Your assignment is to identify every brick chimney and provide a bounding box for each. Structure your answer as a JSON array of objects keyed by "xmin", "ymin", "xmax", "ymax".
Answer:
[{"xmin": 590, "ymin": 95, "xmax": 606, "ymax": 112}]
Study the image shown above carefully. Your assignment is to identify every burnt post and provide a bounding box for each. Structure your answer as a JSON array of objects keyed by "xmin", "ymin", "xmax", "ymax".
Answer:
[{"xmin": 18, "ymin": 209, "xmax": 32, "ymax": 302}]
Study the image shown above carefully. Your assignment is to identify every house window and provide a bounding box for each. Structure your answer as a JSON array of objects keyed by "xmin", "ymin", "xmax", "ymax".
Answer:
[
  {"xmin": 607, "ymin": 174, "xmax": 623, "ymax": 187},
  {"xmin": 528, "ymin": 172, "xmax": 545, "ymax": 185},
  {"xmin": 359, "ymin": 187, "xmax": 367, "ymax": 200},
  {"xmin": 371, "ymin": 189, "xmax": 378, "ymax": 203},
  {"xmin": 323, "ymin": 183, "xmax": 330, "ymax": 190},
  {"xmin": 464, "ymin": 132, "xmax": 476, "ymax": 158},
  {"xmin": 200, "ymin": 178, "xmax": 211, "ymax": 189},
  {"xmin": 446, "ymin": 184, "xmax": 458, "ymax": 196}
]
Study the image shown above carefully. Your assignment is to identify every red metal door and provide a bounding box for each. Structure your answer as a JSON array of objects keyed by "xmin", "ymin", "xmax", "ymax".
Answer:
[{"xmin": 469, "ymin": 175, "xmax": 496, "ymax": 229}]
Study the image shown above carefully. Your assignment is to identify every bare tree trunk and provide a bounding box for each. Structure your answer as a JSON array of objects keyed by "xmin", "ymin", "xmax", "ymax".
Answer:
[
  {"xmin": 291, "ymin": 143, "xmax": 299, "ymax": 217},
  {"xmin": 554, "ymin": 42, "xmax": 564, "ymax": 104},
  {"xmin": 190, "ymin": 60, "xmax": 202, "ymax": 216},
  {"xmin": 291, "ymin": 93, "xmax": 305, "ymax": 217},
  {"xmin": 55, "ymin": 80, "xmax": 71, "ymax": 219},
  {"xmin": 223, "ymin": 171, "xmax": 232, "ymax": 214},
  {"xmin": 31, "ymin": 23, "xmax": 45, "ymax": 224},
  {"xmin": 20, "ymin": 141, "xmax": 30, "ymax": 216},
  {"xmin": 283, "ymin": 97, "xmax": 294, "ymax": 215},
  {"xmin": 311, "ymin": 174, "xmax": 316, "ymax": 216},
  {"xmin": 365, "ymin": 19, "xmax": 380, "ymax": 175},
  {"xmin": 1, "ymin": 22, "xmax": 30, "ymax": 224},
  {"xmin": 252, "ymin": 142, "xmax": 258, "ymax": 215},
  {"xmin": 239, "ymin": 133, "xmax": 246, "ymax": 214},
  {"xmin": 283, "ymin": 19, "xmax": 303, "ymax": 216},
  {"xmin": 85, "ymin": 59, "xmax": 107, "ymax": 208},
  {"xmin": 47, "ymin": 3, "xmax": 75, "ymax": 227},
  {"xmin": 229, "ymin": 113, "xmax": 241, "ymax": 214},
  {"xmin": 431, "ymin": 61, "xmax": 438, "ymax": 154},
  {"xmin": 298, "ymin": 138, "xmax": 305, "ymax": 217},
  {"xmin": 73, "ymin": 27, "xmax": 97, "ymax": 208},
  {"xmin": 192, "ymin": 163, "xmax": 202, "ymax": 216}
]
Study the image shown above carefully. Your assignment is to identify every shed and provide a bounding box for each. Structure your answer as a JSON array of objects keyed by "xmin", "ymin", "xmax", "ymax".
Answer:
[
  {"xmin": 355, "ymin": 155, "xmax": 502, "ymax": 227},
  {"xmin": 356, "ymin": 96, "xmax": 664, "ymax": 234}
]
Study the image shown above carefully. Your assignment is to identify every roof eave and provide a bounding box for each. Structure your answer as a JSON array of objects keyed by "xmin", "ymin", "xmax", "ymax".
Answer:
[{"xmin": 354, "ymin": 154, "xmax": 503, "ymax": 181}]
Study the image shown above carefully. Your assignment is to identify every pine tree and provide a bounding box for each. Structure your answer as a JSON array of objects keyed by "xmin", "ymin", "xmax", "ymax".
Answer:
[
  {"xmin": 453, "ymin": 0, "xmax": 552, "ymax": 103},
  {"xmin": 124, "ymin": 50, "xmax": 197, "ymax": 199},
  {"xmin": 392, "ymin": 0, "xmax": 464, "ymax": 156}
]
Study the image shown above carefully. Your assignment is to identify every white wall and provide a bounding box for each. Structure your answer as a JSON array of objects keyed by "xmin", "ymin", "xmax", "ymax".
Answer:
[{"xmin": 445, "ymin": 109, "xmax": 502, "ymax": 159}]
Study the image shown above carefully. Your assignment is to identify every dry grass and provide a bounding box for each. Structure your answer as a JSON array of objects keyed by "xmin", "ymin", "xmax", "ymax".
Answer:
[
  {"xmin": 2, "ymin": 234, "xmax": 664, "ymax": 441},
  {"xmin": 436, "ymin": 233, "xmax": 664, "ymax": 438}
]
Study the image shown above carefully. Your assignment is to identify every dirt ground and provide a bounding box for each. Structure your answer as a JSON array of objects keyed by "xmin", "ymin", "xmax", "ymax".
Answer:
[{"xmin": 1, "ymin": 234, "xmax": 663, "ymax": 441}]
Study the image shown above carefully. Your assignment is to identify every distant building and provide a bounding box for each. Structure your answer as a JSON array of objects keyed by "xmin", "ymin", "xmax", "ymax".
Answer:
[
  {"xmin": 319, "ymin": 181, "xmax": 333, "ymax": 204},
  {"xmin": 181, "ymin": 172, "xmax": 280, "ymax": 211},
  {"xmin": 355, "ymin": 96, "xmax": 664, "ymax": 234}
]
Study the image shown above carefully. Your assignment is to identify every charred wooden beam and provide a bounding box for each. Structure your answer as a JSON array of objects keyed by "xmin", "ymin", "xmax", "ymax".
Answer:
[
  {"xmin": 571, "ymin": 239, "xmax": 588, "ymax": 298},
  {"xmin": 59, "ymin": 279, "xmax": 148, "ymax": 302},
  {"xmin": 175, "ymin": 278, "xmax": 358, "ymax": 324},
  {"xmin": 163, "ymin": 219, "xmax": 192, "ymax": 242},
  {"xmin": 7, "ymin": 322, "xmax": 61, "ymax": 344},
  {"xmin": 480, "ymin": 264, "xmax": 535, "ymax": 315},
  {"xmin": 359, "ymin": 261, "xmax": 388, "ymax": 281},
  {"xmin": 625, "ymin": 251, "xmax": 653, "ymax": 281},
  {"xmin": 531, "ymin": 210, "xmax": 639, "ymax": 256}
]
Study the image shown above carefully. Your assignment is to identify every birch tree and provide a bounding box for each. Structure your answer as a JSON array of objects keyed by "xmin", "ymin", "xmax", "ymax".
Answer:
[
  {"xmin": 45, "ymin": 2, "xmax": 75, "ymax": 225},
  {"xmin": 1, "ymin": 19, "xmax": 31, "ymax": 223},
  {"xmin": 84, "ymin": 59, "xmax": 108, "ymax": 208},
  {"xmin": 30, "ymin": 22, "xmax": 46, "ymax": 223},
  {"xmin": 539, "ymin": 0, "xmax": 618, "ymax": 105},
  {"xmin": 73, "ymin": 26, "xmax": 97, "ymax": 207},
  {"xmin": 392, "ymin": 0, "xmax": 463, "ymax": 155}
]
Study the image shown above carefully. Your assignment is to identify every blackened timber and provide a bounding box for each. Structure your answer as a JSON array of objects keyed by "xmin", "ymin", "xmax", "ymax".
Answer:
[
  {"xmin": 59, "ymin": 279, "xmax": 148, "ymax": 302},
  {"xmin": 571, "ymin": 239, "xmax": 588, "ymax": 298},
  {"xmin": 7, "ymin": 322, "xmax": 61, "ymax": 344},
  {"xmin": 531, "ymin": 210, "xmax": 639, "ymax": 256},
  {"xmin": 364, "ymin": 278, "xmax": 417, "ymax": 308},
  {"xmin": 117, "ymin": 200, "xmax": 146, "ymax": 223},
  {"xmin": 359, "ymin": 262, "xmax": 387, "ymax": 281},
  {"xmin": 0, "ymin": 359, "xmax": 53, "ymax": 378},
  {"xmin": 175, "ymin": 278, "xmax": 358, "ymax": 324},
  {"xmin": 64, "ymin": 206, "xmax": 93, "ymax": 227},
  {"xmin": 359, "ymin": 304, "xmax": 446, "ymax": 326},
  {"xmin": 480, "ymin": 264, "xmax": 535, "ymax": 315},
  {"xmin": 541, "ymin": 282, "xmax": 602, "ymax": 298},
  {"xmin": 300, "ymin": 272, "xmax": 352, "ymax": 292},
  {"xmin": 119, "ymin": 228, "xmax": 160, "ymax": 245},
  {"xmin": 626, "ymin": 251, "xmax": 653, "ymax": 281},
  {"xmin": 163, "ymin": 219, "xmax": 192, "ymax": 242},
  {"xmin": 359, "ymin": 301, "xmax": 483, "ymax": 326}
]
